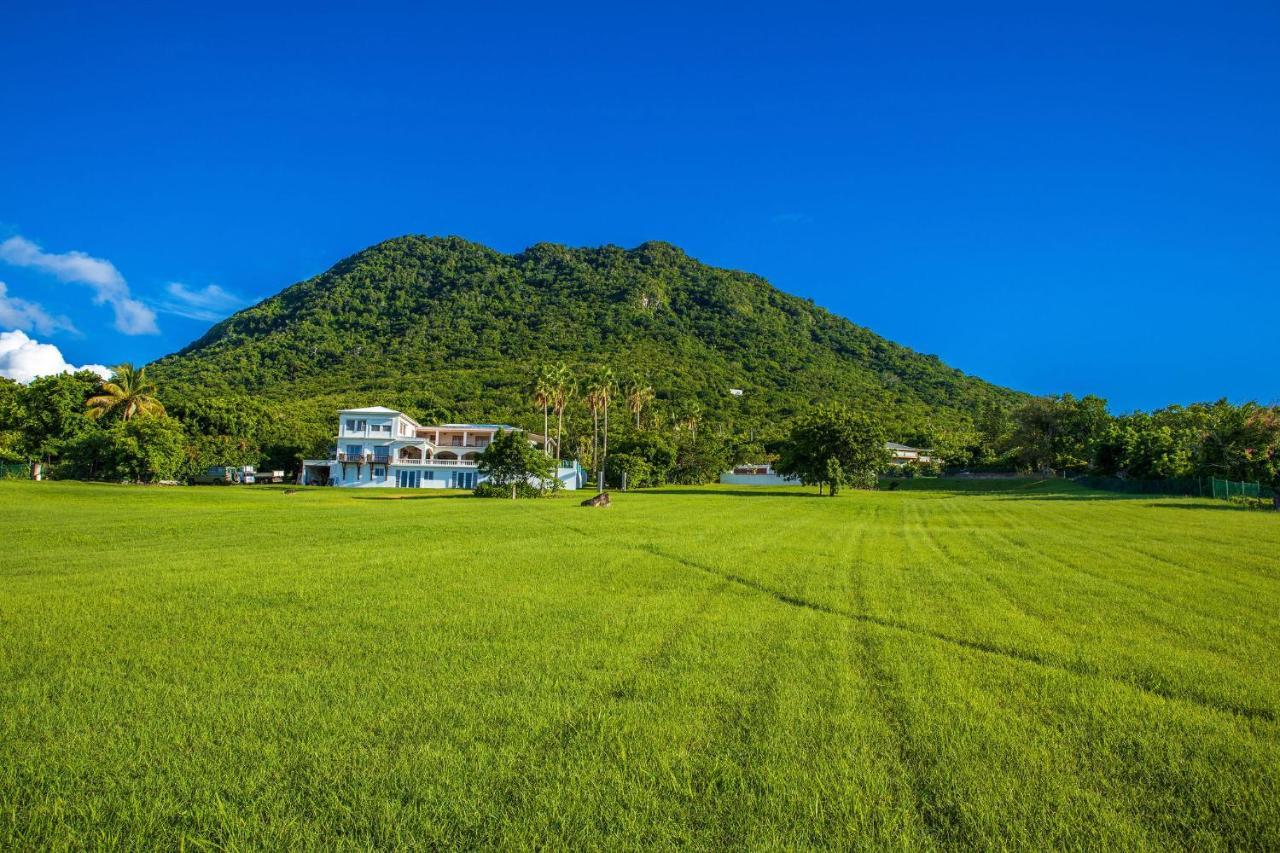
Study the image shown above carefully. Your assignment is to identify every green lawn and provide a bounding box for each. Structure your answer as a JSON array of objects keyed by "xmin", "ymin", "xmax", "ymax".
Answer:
[{"xmin": 1, "ymin": 480, "xmax": 1278, "ymax": 849}]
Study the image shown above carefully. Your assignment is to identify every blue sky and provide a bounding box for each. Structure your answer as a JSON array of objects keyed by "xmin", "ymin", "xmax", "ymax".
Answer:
[{"xmin": 1, "ymin": 2, "xmax": 1276, "ymax": 410}]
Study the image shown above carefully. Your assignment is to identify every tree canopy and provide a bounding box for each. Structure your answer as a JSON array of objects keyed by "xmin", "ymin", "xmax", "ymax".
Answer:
[{"xmin": 776, "ymin": 404, "xmax": 890, "ymax": 495}]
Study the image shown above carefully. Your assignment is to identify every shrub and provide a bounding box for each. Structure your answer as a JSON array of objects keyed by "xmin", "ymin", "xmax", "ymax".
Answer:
[{"xmin": 473, "ymin": 481, "xmax": 548, "ymax": 499}]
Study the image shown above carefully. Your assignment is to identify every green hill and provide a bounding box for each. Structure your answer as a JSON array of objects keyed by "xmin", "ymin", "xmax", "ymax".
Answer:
[{"xmin": 149, "ymin": 236, "xmax": 1021, "ymax": 453}]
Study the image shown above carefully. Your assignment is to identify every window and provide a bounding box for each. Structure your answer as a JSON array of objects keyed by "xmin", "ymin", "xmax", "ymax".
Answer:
[
  {"xmin": 346, "ymin": 444, "xmax": 362, "ymax": 459},
  {"xmin": 424, "ymin": 471, "xmax": 433, "ymax": 481},
  {"xmin": 373, "ymin": 465, "xmax": 385, "ymax": 478}
]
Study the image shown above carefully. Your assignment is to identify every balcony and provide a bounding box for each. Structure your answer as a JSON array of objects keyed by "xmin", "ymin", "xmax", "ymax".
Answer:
[
  {"xmin": 336, "ymin": 451, "xmax": 391, "ymax": 464},
  {"xmin": 380, "ymin": 456, "xmax": 479, "ymax": 468}
]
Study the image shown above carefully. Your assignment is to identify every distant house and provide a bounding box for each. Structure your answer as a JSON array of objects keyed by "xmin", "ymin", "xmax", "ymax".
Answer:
[
  {"xmin": 300, "ymin": 407, "xmax": 586, "ymax": 490},
  {"xmin": 719, "ymin": 464, "xmax": 799, "ymax": 486},
  {"xmin": 885, "ymin": 442, "xmax": 939, "ymax": 467}
]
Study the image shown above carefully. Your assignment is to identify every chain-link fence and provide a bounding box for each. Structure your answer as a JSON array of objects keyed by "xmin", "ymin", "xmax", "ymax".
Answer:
[
  {"xmin": 0, "ymin": 463, "xmax": 30, "ymax": 480},
  {"xmin": 1208, "ymin": 477, "xmax": 1266, "ymax": 499},
  {"xmin": 1075, "ymin": 475, "xmax": 1273, "ymax": 500}
]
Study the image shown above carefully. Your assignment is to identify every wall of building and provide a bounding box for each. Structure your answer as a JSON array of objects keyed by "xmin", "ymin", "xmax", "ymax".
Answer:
[{"xmin": 718, "ymin": 471, "xmax": 800, "ymax": 486}]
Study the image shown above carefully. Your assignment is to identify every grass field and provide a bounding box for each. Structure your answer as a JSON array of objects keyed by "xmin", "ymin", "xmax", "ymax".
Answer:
[{"xmin": 1, "ymin": 479, "xmax": 1278, "ymax": 849}]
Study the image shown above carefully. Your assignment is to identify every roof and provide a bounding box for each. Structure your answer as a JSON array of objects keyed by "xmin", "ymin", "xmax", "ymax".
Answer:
[
  {"xmin": 886, "ymin": 442, "xmax": 922, "ymax": 451},
  {"xmin": 436, "ymin": 423, "xmax": 517, "ymax": 430},
  {"xmin": 339, "ymin": 406, "xmax": 402, "ymax": 415}
]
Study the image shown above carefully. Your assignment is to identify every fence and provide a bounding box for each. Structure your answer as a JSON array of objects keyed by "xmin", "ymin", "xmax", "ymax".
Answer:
[
  {"xmin": 1208, "ymin": 477, "xmax": 1266, "ymax": 499},
  {"xmin": 0, "ymin": 462, "xmax": 30, "ymax": 480},
  {"xmin": 1075, "ymin": 475, "xmax": 1274, "ymax": 500}
]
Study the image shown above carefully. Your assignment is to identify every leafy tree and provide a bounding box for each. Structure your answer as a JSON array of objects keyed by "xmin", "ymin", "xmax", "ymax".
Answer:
[
  {"xmin": 108, "ymin": 415, "xmax": 188, "ymax": 482},
  {"xmin": 12, "ymin": 371, "xmax": 101, "ymax": 462},
  {"xmin": 60, "ymin": 415, "xmax": 188, "ymax": 482},
  {"xmin": 606, "ymin": 452, "xmax": 652, "ymax": 489},
  {"xmin": 669, "ymin": 431, "xmax": 732, "ymax": 485},
  {"xmin": 476, "ymin": 429, "xmax": 554, "ymax": 499},
  {"xmin": 776, "ymin": 404, "xmax": 889, "ymax": 495},
  {"xmin": 87, "ymin": 363, "xmax": 165, "ymax": 422},
  {"xmin": 1002, "ymin": 394, "xmax": 1109, "ymax": 474}
]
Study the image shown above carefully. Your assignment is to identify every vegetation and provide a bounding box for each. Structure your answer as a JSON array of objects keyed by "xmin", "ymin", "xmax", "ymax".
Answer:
[
  {"xmin": 85, "ymin": 363, "xmax": 165, "ymax": 422},
  {"xmin": 775, "ymin": 403, "xmax": 890, "ymax": 494},
  {"xmin": 970, "ymin": 394, "xmax": 1280, "ymax": 488},
  {"xmin": 144, "ymin": 236, "xmax": 1022, "ymax": 463},
  {"xmin": 475, "ymin": 428, "xmax": 555, "ymax": 498},
  {"xmin": 2, "ymin": 236, "xmax": 1275, "ymax": 493},
  {"xmin": 1, "ymin": 479, "xmax": 1277, "ymax": 847}
]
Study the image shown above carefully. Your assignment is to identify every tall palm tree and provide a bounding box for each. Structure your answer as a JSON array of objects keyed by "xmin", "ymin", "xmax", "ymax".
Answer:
[
  {"xmin": 86, "ymin": 363, "xmax": 165, "ymax": 422},
  {"xmin": 625, "ymin": 378, "xmax": 655, "ymax": 429},
  {"xmin": 532, "ymin": 366, "xmax": 553, "ymax": 457},
  {"xmin": 678, "ymin": 399, "xmax": 702, "ymax": 440},
  {"xmin": 587, "ymin": 366, "xmax": 616, "ymax": 489},
  {"xmin": 550, "ymin": 364, "xmax": 574, "ymax": 463}
]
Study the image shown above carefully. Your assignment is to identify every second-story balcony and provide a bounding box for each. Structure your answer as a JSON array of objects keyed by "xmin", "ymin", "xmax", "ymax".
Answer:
[{"xmin": 336, "ymin": 450, "xmax": 392, "ymax": 464}]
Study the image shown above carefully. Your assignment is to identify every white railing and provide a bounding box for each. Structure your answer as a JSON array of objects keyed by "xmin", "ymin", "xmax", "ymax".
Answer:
[{"xmin": 391, "ymin": 458, "xmax": 478, "ymax": 468}]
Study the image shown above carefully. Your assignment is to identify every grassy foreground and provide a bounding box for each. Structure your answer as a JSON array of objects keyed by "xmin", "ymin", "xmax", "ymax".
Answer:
[{"xmin": 1, "ymin": 480, "xmax": 1278, "ymax": 849}]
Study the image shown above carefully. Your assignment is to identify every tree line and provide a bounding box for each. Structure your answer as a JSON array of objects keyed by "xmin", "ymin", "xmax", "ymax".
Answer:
[{"xmin": 3, "ymin": 362, "xmax": 1276, "ymax": 493}]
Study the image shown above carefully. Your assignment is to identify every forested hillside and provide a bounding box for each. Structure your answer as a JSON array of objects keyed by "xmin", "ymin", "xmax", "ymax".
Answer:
[{"xmin": 147, "ymin": 236, "xmax": 1020, "ymax": 457}]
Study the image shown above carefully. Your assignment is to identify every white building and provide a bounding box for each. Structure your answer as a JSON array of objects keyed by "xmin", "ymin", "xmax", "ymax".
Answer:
[
  {"xmin": 885, "ymin": 442, "xmax": 939, "ymax": 466},
  {"xmin": 301, "ymin": 407, "xmax": 585, "ymax": 490},
  {"xmin": 719, "ymin": 464, "xmax": 800, "ymax": 486},
  {"xmin": 721, "ymin": 442, "xmax": 942, "ymax": 485}
]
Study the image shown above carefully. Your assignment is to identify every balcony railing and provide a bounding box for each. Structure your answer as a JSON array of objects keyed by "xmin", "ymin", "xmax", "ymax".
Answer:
[{"xmin": 336, "ymin": 451, "xmax": 392, "ymax": 464}]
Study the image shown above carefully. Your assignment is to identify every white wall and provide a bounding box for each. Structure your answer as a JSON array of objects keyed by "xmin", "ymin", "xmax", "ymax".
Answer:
[{"xmin": 718, "ymin": 471, "xmax": 800, "ymax": 486}]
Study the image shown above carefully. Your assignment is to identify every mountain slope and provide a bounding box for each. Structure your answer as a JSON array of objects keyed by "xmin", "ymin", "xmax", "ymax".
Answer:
[{"xmin": 150, "ymin": 236, "xmax": 1021, "ymax": 439}]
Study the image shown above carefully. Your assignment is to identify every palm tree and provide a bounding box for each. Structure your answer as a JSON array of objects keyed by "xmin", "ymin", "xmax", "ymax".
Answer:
[
  {"xmin": 625, "ymin": 378, "xmax": 655, "ymax": 429},
  {"xmin": 550, "ymin": 364, "xmax": 574, "ymax": 463},
  {"xmin": 587, "ymin": 366, "xmax": 616, "ymax": 489},
  {"xmin": 677, "ymin": 399, "xmax": 702, "ymax": 440},
  {"xmin": 86, "ymin": 363, "xmax": 165, "ymax": 422},
  {"xmin": 532, "ymin": 366, "xmax": 553, "ymax": 457}
]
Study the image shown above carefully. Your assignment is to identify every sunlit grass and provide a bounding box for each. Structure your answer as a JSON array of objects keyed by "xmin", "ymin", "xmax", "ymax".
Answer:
[{"xmin": 1, "ymin": 479, "xmax": 1277, "ymax": 848}]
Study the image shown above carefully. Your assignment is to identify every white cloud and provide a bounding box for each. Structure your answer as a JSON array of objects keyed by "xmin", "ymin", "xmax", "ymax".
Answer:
[
  {"xmin": 0, "ymin": 236, "xmax": 158, "ymax": 335},
  {"xmin": 0, "ymin": 330, "xmax": 110, "ymax": 384},
  {"xmin": 160, "ymin": 281, "xmax": 245, "ymax": 322},
  {"xmin": 0, "ymin": 281, "xmax": 77, "ymax": 336}
]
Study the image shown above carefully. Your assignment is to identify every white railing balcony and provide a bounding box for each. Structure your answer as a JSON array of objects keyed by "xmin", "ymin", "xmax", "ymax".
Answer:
[{"xmin": 393, "ymin": 457, "xmax": 478, "ymax": 468}]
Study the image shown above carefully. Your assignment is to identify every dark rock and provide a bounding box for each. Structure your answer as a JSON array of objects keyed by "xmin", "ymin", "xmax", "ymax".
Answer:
[{"xmin": 581, "ymin": 492, "xmax": 612, "ymax": 507}]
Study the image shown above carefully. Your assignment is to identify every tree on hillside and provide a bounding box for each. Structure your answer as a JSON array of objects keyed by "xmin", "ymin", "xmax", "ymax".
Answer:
[
  {"xmin": 87, "ymin": 364, "xmax": 165, "ymax": 422},
  {"xmin": 675, "ymin": 399, "xmax": 702, "ymax": 440},
  {"xmin": 625, "ymin": 377, "xmax": 655, "ymax": 429},
  {"xmin": 550, "ymin": 363, "xmax": 574, "ymax": 462},
  {"xmin": 776, "ymin": 404, "xmax": 889, "ymax": 495},
  {"xmin": 531, "ymin": 366, "xmax": 553, "ymax": 457},
  {"xmin": 476, "ymin": 429, "xmax": 554, "ymax": 499}
]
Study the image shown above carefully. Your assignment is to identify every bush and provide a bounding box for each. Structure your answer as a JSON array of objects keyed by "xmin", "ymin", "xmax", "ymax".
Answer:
[
  {"xmin": 473, "ymin": 481, "xmax": 549, "ymax": 499},
  {"xmin": 606, "ymin": 452, "xmax": 653, "ymax": 489}
]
